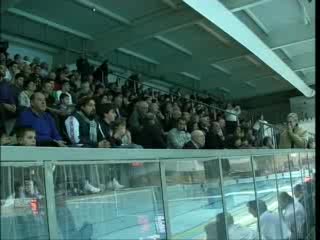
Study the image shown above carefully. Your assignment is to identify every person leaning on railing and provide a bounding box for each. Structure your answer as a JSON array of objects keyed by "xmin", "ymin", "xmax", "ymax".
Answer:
[{"xmin": 279, "ymin": 113, "xmax": 308, "ymax": 149}]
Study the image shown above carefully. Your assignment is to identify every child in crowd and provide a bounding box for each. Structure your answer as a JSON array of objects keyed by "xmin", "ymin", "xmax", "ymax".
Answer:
[{"xmin": 16, "ymin": 127, "xmax": 36, "ymax": 146}]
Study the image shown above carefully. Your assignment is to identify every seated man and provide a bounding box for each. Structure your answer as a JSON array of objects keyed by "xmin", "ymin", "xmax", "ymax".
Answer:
[
  {"xmin": 16, "ymin": 92, "xmax": 66, "ymax": 147},
  {"xmin": 167, "ymin": 118, "xmax": 191, "ymax": 149},
  {"xmin": 183, "ymin": 130, "xmax": 205, "ymax": 149},
  {"xmin": 65, "ymin": 96, "xmax": 109, "ymax": 148},
  {"xmin": 279, "ymin": 113, "xmax": 307, "ymax": 148}
]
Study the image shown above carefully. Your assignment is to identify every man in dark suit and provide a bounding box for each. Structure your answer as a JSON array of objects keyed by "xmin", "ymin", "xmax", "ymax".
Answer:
[{"xmin": 183, "ymin": 130, "xmax": 205, "ymax": 149}]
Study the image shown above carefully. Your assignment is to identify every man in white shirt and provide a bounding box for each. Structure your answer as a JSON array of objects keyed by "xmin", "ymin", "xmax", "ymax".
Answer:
[
  {"xmin": 279, "ymin": 192, "xmax": 306, "ymax": 240},
  {"xmin": 225, "ymin": 103, "xmax": 241, "ymax": 135},
  {"xmin": 167, "ymin": 118, "xmax": 191, "ymax": 149},
  {"xmin": 247, "ymin": 200, "xmax": 291, "ymax": 240}
]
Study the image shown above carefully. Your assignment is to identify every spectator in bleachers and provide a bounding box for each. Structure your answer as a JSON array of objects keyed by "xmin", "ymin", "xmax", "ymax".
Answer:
[
  {"xmin": 225, "ymin": 103, "xmax": 241, "ymax": 135},
  {"xmin": 128, "ymin": 100, "xmax": 149, "ymax": 141},
  {"xmin": 166, "ymin": 107, "xmax": 182, "ymax": 131},
  {"xmin": 113, "ymin": 93, "xmax": 124, "ymax": 118},
  {"xmin": 183, "ymin": 130, "xmax": 205, "ymax": 149},
  {"xmin": 0, "ymin": 64, "xmax": 18, "ymax": 135},
  {"xmin": 32, "ymin": 57, "xmax": 40, "ymax": 65},
  {"xmin": 135, "ymin": 113, "xmax": 166, "ymax": 149},
  {"xmin": 199, "ymin": 115, "xmax": 210, "ymax": 135},
  {"xmin": 21, "ymin": 62, "xmax": 32, "ymax": 78},
  {"xmin": 279, "ymin": 113, "xmax": 307, "ymax": 148},
  {"xmin": 17, "ymin": 92, "xmax": 66, "ymax": 146},
  {"xmin": 14, "ymin": 54, "xmax": 22, "ymax": 65},
  {"xmin": 53, "ymin": 80, "xmax": 73, "ymax": 105},
  {"xmin": 6, "ymin": 61, "xmax": 20, "ymax": 82},
  {"xmin": 187, "ymin": 121, "xmax": 199, "ymax": 133},
  {"xmin": 16, "ymin": 127, "xmax": 36, "ymax": 146},
  {"xmin": 76, "ymin": 81, "xmax": 92, "ymax": 100},
  {"xmin": 167, "ymin": 118, "xmax": 191, "ymax": 149},
  {"xmin": 11, "ymin": 73, "xmax": 25, "ymax": 107},
  {"xmin": 65, "ymin": 96, "xmax": 109, "ymax": 148},
  {"xmin": 40, "ymin": 62, "xmax": 49, "ymax": 78},
  {"xmin": 97, "ymin": 103, "xmax": 116, "ymax": 141},
  {"xmin": 58, "ymin": 93, "xmax": 73, "ymax": 115},
  {"xmin": 93, "ymin": 60, "xmax": 109, "ymax": 86},
  {"xmin": 18, "ymin": 78, "xmax": 36, "ymax": 108},
  {"xmin": 205, "ymin": 121, "xmax": 225, "ymax": 149},
  {"xmin": 218, "ymin": 116, "xmax": 226, "ymax": 135},
  {"xmin": 149, "ymin": 102, "xmax": 164, "ymax": 128},
  {"xmin": 23, "ymin": 56, "xmax": 30, "ymax": 64}
]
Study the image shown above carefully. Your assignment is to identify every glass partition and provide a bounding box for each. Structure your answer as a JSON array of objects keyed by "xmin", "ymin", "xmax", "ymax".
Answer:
[
  {"xmin": 165, "ymin": 158, "xmax": 218, "ymax": 240},
  {"xmin": 53, "ymin": 161, "xmax": 166, "ymax": 240},
  {"xmin": 0, "ymin": 164, "xmax": 49, "ymax": 240},
  {"xmin": 0, "ymin": 148, "xmax": 315, "ymax": 240}
]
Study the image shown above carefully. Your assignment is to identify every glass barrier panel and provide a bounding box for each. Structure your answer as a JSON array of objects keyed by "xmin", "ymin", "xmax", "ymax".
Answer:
[
  {"xmin": 165, "ymin": 158, "xmax": 221, "ymax": 240},
  {"xmin": 220, "ymin": 156, "xmax": 258, "ymax": 240},
  {"xmin": 0, "ymin": 165, "xmax": 49, "ymax": 240},
  {"xmin": 53, "ymin": 162, "xmax": 166, "ymax": 240}
]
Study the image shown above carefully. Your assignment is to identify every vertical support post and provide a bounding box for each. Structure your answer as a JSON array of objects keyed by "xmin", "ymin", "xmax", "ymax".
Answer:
[
  {"xmin": 272, "ymin": 154, "xmax": 285, "ymax": 239},
  {"xmin": 159, "ymin": 161, "xmax": 172, "ymax": 239},
  {"xmin": 44, "ymin": 161, "xmax": 59, "ymax": 239},
  {"xmin": 287, "ymin": 154, "xmax": 299, "ymax": 240},
  {"xmin": 250, "ymin": 156, "xmax": 262, "ymax": 240},
  {"xmin": 217, "ymin": 157, "xmax": 229, "ymax": 240}
]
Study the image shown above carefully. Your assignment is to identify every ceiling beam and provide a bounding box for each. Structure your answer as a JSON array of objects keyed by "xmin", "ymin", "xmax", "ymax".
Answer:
[
  {"xmin": 225, "ymin": 0, "xmax": 274, "ymax": 13},
  {"xmin": 154, "ymin": 36, "xmax": 192, "ymax": 56},
  {"xmin": 162, "ymin": 0, "xmax": 178, "ymax": 9},
  {"xmin": 0, "ymin": 0, "xmax": 23, "ymax": 14},
  {"xmin": 73, "ymin": 0, "xmax": 131, "ymax": 26},
  {"xmin": 196, "ymin": 22, "xmax": 232, "ymax": 46},
  {"xmin": 297, "ymin": 0, "xmax": 311, "ymax": 25},
  {"xmin": 183, "ymin": 0, "xmax": 314, "ymax": 97},
  {"xmin": 180, "ymin": 72, "xmax": 201, "ymax": 81},
  {"xmin": 117, "ymin": 48, "xmax": 160, "ymax": 65},
  {"xmin": 89, "ymin": 6, "xmax": 202, "ymax": 56},
  {"xmin": 7, "ymin": 8, "xmax": 93, "ymax": 40},
  {"xmin": 244, "ymin": 9, "xmax": 270, "ymax": 35},
  {"xmin": 211, "ymin": 64, "xmax": 232, "ymax": 75}
]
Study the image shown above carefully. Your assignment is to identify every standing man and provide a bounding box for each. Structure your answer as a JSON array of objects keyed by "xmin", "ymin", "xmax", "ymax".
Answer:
[{"xmin": 279, "ymin": 113, "xmax": 307, "ymax": 148}]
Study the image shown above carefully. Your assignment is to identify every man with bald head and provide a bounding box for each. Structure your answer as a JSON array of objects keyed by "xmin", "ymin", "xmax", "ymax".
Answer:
[
  {"xmin": 279, "ymin": 113, "xmax": 307, "ymax": 148},
  {"xmin": 183, "ymin": 130, "xmax": 205, "ymax": 149}
]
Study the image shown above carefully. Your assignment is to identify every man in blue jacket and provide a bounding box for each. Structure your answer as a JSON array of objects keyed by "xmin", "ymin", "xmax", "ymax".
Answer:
[{"xmin": 17, "ymin": 92, "xmax": 66, "ymax": 147}]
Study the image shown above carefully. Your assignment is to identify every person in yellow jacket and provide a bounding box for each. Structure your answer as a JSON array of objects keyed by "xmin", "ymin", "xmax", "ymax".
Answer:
[{"xmin": 279, "ymin": 113, "xmax": 307, "ymax": 148}]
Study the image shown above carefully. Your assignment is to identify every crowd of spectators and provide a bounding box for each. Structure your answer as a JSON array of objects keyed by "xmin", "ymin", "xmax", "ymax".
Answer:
[{"xmin": 0, "ymin": 50, "xmax": 312, "ymax": 150}]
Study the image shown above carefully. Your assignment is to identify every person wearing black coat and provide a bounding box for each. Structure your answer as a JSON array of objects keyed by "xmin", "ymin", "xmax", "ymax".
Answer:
[
  {"xmin": 135, "ymin": 113, "xmax": 166, "ymax": 149},
  {"xmin": 205, "ymin": 121, "xmax": 226, "ymax": 149}
]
